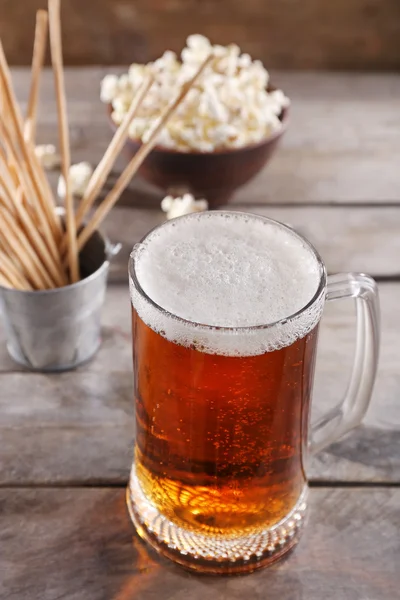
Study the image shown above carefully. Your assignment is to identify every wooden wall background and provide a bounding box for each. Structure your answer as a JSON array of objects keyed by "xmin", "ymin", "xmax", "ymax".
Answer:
[{"xmin": 0, "ymin": 0, "xmax": 400, "ymax": 69}]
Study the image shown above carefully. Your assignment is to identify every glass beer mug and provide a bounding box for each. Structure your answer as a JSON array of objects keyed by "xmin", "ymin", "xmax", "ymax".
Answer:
[{"xmin": 127, "ymin": 211, "xmax": 380, "ymax": 574}]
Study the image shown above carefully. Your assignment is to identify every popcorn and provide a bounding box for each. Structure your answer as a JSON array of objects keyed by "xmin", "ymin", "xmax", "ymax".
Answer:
[
  {"xmin": 118, "ymin": 74, "xmax": 131, "ymax": 92},
  {"xmin": 208, "ymin": 123, "xmax": 238, "ymax": 146},
  {"xmin": 34, "ymin": 144, "xmax": 61, "ymax": 170},
  {"xmin": 100, "ymin": 35, "xmax": 289, "ymax": 152},
  {"xmin": 153, "ymin": 50, "xmax": 178, "ymax": 72},
  {"xmin": 161, "ymin": 193, "xmax": 208, "ymax": 220},
  {"xmin": 187, "ymin": 34, "xmax": 210, "ymax": 50},
  {"xmin": 238, "ymin": 53, "xmax": 252, "ymax": 69},
  {"xmin": 58, "ymin": 162, "xmax": 93, "ymax": 199},
  {"xmin": 100, "ymin": 74, "xmax": 119, "ymax": 103}
]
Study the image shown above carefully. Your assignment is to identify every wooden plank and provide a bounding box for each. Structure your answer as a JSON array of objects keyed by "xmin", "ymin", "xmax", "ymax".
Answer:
[
  {"xmin": 99, "ymin": 205, "xmax": 400, "ymax": 280},
  {"xmin": 11, "ymin": 69, "xmax": 400, "ymax": 117},
  {"xmin": 9, "ymin": 69, "xmax": 400, "ymax": 204},
  {"xmin": 0, "ymin": 488, "xmax": 398, "ymax": 600},
  {"xmin": 1, "ymin": 0, "xmax": 400, "ymax": 70},
  {"xmin": 0, "ymin": 283, "xmax": 398, "ymax": 484}
]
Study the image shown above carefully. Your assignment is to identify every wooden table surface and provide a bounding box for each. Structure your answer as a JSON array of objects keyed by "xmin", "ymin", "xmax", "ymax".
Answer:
[{"xmin": 1, "ymin": 69, "xmax": 399, "ymax": 600}]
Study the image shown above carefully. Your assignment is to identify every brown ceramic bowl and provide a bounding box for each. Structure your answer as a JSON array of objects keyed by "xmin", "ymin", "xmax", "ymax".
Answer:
[{"xmin": 108, "ymin": 92, "xmax": 288, "ymax": 206}]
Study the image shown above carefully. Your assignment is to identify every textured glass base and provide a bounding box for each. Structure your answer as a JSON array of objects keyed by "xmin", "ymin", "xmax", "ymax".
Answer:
[{"xmin": 127, "ymin": 467, "xmax": 308, "ymax": 574}]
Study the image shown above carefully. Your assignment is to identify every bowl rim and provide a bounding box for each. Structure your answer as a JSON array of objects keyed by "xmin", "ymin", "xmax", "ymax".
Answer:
[{"xmin": 106, "ymin": 84, "xmax": 289, "ymax": 156}]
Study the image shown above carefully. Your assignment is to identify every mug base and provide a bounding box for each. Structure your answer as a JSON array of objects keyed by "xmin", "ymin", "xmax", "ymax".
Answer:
[{"xmin": 127, "ymin": 467, "xmax": 308, "ymax": 575}]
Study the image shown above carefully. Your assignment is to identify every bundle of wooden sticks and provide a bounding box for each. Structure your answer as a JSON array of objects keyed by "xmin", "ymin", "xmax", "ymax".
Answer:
[{"xmin": 0, "ymin": 0, "xmax": 212, "ymax": 291}]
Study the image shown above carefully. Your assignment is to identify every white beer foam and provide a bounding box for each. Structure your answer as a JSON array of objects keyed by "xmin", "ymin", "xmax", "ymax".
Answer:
[{"xmin": 130, "ymin": 212, "xmax": 325, "ymax": 356}]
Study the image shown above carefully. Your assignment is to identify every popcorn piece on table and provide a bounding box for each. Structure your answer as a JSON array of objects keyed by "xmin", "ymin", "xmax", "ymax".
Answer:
[
  {"xmin": 57, "ymin": 161, "xmax": 93, "ymax": 199},
  {"xmin": 34, "ymin": 144, "xmax": 61, "ymax": 170},
  {"xmin": 161, "ymin": 193, "xmax": 208, "ymax": 220},
  {"xmin": 100, "ymin": 35, "xmax": 290, "ymax": 153}
]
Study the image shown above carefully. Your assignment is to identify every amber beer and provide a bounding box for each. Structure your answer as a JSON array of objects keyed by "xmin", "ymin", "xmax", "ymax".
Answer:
[
  {"xmin": 128, "ymin": 211, "xmax": 325, "ymax": 572},
  {"xmin": 133, "ymin": 310, "xmax": 319, "ymax": 534}
]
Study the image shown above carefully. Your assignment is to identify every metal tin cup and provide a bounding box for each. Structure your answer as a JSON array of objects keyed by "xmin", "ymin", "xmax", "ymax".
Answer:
[{"xmin": 0, "ymin": 230, "xmax": 121, "ymax": 372}]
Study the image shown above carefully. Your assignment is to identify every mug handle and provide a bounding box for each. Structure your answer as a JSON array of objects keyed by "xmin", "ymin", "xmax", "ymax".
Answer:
[{"xmin": 310, "ymin": 273, "xmax": 380, "ymax": 454}]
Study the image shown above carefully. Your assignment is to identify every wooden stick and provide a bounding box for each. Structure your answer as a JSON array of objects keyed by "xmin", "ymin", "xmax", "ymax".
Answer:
[
  {"xmin": 75, "ymin": 74, "xmax": 154, "ymax": 229},
  {"xmin": 2, "ymin": 205, "xmax": 57, "ymax": 289},
  {"xmin": 0, "ymin": 169, "xmax": 17, "ymax": 214},
  {"xmin": 0, "ymin": 115, "xmax": 65, "ymax": 273},
  {"xmin": 76, "ymin": 54, "xmax": 213, "ymax": 253},
  {"xmin": 0, "ymin": 236, "xmax": 35, "ymax": 289},
  {"xmin": 25, "ymin": 10, "xmax": 48, "ymax": 143},
  {"xmin": 0, "ymin": 79, "xmax": 67, "ymax": 286},
  {"xmin": 21, "ymin": 10, "xmax": 48, "ymax": 230},
  {"xmin": 0, "ymin": 145, "xmax": 18, "ymax": 212},
  {"xmin": 0, "ymin": 250, "xmax": 33, "ymax": 290},
  {"xmin": 14, "ymin": 188, "xmax": 67, "ymax": 286},
  {"xmin": 0, "ymin": 116, "xmax": 43, "ymax": 213},
  {"xmin": 0, "ymin": 144, "xmax": 18, "ymax": 200},
  {"xmin": 0, "ymin": 40, "xmax": 63, "ymax": 242},
  {"xmin": 34, "ymin": 153, "xmax": 63, "ymax": 234},
  {"xmin": 49, "ymin": 0, "xmax": 79, "ymax": 283},
  {"xmin": 58, "ymin": 74, "xmax": 154, "ymax": 259},
  {"xmin": 1, "ymin": 208, "xmax": 55, "ymax": 289},
  {"xmin": 0, "ymin": 83, "xmax": 19, "ymax": 188},
  {"xmin": 0, "ymin": 272, "xmax": 17, "ymax": 290},
  {"xmin": 0, "ymin": 144, "xmax": 37, "ymax": 226}
]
